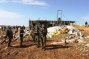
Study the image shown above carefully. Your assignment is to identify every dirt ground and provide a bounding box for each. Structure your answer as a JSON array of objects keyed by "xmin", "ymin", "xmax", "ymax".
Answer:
[{"xmin": 0, "ymin": 25, "xmax": 89, "ymax": 59}]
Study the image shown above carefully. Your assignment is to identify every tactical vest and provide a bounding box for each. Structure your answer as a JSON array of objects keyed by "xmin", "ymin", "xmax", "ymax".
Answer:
[
  {"xmin": 42, "ymin": 27, "xmax": 47, "ymax": 35},
  {"xmin": 34, "ymin": 26, "xmax": 38, "ymax": 34}
]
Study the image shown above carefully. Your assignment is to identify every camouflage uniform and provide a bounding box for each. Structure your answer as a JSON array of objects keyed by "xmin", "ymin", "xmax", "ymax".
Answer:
[
  {"xmin": 30, "ymin": 26, "xmax": 35, "ymax": 43},
  {"xmin": 42, "ymin": 25, "xmax": 47, "ymax": 49},
  {"xmin": 6, "ymin": 27, "xmax": 13, "ymax": 47},
  {"xmin": 39, "ymin": 24, "xmax": 47, "ymax": 49},
  {"xmin": 34, "ymin": 25, "xmax": 39, "ymax": 47}
]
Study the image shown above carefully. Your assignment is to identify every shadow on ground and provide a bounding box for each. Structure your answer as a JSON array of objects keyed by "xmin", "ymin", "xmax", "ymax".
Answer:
[
  {"xmin": 12, "ymin": 44, "xmax": 37, "ymax": 48},
  {"xmin": 45, "ymin": 45, "xmax": 72, "ymax": 50}
]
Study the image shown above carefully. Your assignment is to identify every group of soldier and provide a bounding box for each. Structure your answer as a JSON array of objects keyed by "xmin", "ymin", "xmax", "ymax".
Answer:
[
  {"xmin": 4, "ymin": 22, "xmax": 47, "ymax": 50},
  {"xmin": 30, "ymin": 22, "xmax": 47, "ymax": 50},
  {"xmin": 6, "ymin": 26, "xmax": 25, "ymax": 47}
]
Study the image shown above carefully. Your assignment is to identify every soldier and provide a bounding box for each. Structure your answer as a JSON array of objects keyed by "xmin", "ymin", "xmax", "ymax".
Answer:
[
  {"xmin": 20, "ymin": 27, "xmax": 24, "ymax": 47},
  {"xmin": 41, "ymin": 23, "xmax": 47, "ymax": 50},
  {"xmin": 6, "ymin": 26, "xmax": 13, "ymax": 47},
  {"xmin": 37, "ymin": 22, "xmax": 43, "ymax": 47},
  {"xmin": 30, "ymin": 24, "xmax": 35, "ymax": 43},
  {"xmin": 22, "ymin": 25, "xmax": 25, "ymax": 30},
  {"xmin": 34, "ymin": 23, "xmax": 40, "ymax": 47}
]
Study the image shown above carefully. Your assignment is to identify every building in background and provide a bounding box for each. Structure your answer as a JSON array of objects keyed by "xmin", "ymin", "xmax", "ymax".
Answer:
[{"xmin": 29, "ymin": 20, "xmax": 75, "ymax": 29}]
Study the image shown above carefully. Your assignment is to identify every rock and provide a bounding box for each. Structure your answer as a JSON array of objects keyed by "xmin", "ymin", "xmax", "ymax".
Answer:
[
  {"xmin": 7, "ymin": 53, "xmax": 10, "ymax": 55},
  {"xmin": 78, "ymin": 39, "xmax": 86, "ymax": 44},
  {"xmin": 85, "ymin": 44, "xmax": 89, "ymax": 47},
  {"xmin": 48, "ymin": 58, "xmax": 50, "ymax": 59},
  {"xmin": 71, "ymin": 39, "xmax": 78, "ymax": 43},
  {"xmin": 50, "ymin": 42, "xmax": 64, "ymax": 45},
  {"xmin": 82, "ymin": 44, "xmax": 85, "ymax": 46},
  {"xmin": 80, "ymin": 49, "xmax": 83, "ymax": 51},
  {"xmin": 85, "ymin": 50, "xmax": 89, "ymax": 52}
]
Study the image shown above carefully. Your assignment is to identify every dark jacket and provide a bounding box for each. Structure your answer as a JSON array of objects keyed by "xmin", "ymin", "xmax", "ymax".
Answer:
[
  {"xmin": 20, "ymin": 29, "xmax": 24, "ymax": 37},
  {"xmin": 6, "ymin": 29, "xmax": 13, "ymax": 38},
  {"xmin": 34, "ymin": 25, "xmax": 39, "ymax": 34}
]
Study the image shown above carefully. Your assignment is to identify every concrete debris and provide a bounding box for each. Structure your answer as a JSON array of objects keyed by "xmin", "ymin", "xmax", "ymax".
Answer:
[
  {"xmin": 50, "ymin": 42, "xmax": 64, "ymax": 45},
  {"xmin": 66, "ymin": 39, "xmax": 78, "ymax": 44},
  {"xmin": 24, "ymin": 29, "xmax": 30, "ymax": 37},
  {"xmin": 46, "ymin": 33, "xmax": 53, "ymax": 38},
  {"xmin": 0, "ymin": 35, "xmax": 7, "ymax": 44},
  {"xmin": 47, "ymin": 26, "xmax": 61, "ymax": 33},
  {"xmin": 46, "ymin": 25, "xmax": 83, "ymax": 39},
  {"xmin": 58, "ymin": 36, "xmax": 87, "ymax": 44},
  {"xmin": 65, "ymin": 38, "xmax": 71, "ymax": 44}
]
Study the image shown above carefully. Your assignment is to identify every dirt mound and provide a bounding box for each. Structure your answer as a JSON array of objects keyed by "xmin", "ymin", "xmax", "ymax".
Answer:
[{"xmin": 72, "ymin": 24, "xmax": 89, "ymax": 36}]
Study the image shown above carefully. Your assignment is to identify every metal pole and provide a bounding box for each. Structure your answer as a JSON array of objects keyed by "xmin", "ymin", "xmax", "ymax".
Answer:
[
  {"xmin": 57, "ymin": 10, "xmax": 62, "ymax": 20},
  {"xmin": 61, "ymin": 10, "xmax": 62, "ymax": 20},
  {"xmin": 57, "ymin": 10, "xmax": 58, "ymax": 20}
]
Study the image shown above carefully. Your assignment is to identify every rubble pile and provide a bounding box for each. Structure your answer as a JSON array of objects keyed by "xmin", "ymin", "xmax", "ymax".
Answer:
[
  {"xmin": 49, "ymin": 25, "xmax": 89, "ymax": 49},
  {"xmin": 47, "ymin": 25, "xmax": 82, "ymax": 38}
]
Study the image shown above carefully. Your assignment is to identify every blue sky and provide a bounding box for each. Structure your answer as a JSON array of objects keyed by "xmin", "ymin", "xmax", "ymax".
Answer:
[{"xmin": 0, "ymin": 0, "xmax": 89, "ymax": 27}]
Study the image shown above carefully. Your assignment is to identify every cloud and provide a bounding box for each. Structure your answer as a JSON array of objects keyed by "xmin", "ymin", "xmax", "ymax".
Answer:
[
  {"xmin": 0, "ymin": 0, "xmax": 47, "ymax": 6},
  {"xmin": 0, "ymin": 10, "xmax": 22, "ymax": 18},
  {"xmin": 0, "ymin": 0, "xmax": 7, "ymax": 3},
  {"xmin": 80, "ymin": 16, "xmax": 89, "ymax": 20},
  {"xmin": 22, "ymin": 0, "xmax": 47, "ymax": 6}
]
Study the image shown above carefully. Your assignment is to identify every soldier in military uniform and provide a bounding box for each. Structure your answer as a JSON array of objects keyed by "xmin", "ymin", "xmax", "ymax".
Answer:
[
  {"xmin": 36, "ymin": 22, "xmax": 42, "ymax": 47},
  {"xmin": 6, "ymin": 26, "xmax": 13, "ymax": 47},
  {"xmin": 30, "ymin": 22, "xmax": 39, "ymax": 44},
  {"xmin": 34, "ymin": 23, "xmax": 40, "ymax": 47},
  {"xmin": 30, "ymin": 24, "xmax": 35, "ymax": 43},
  {"xmin": 37, "ymin": 23, "xmax": 47, "ymax": 50},
  {"xmin": 41, "ymin": 23, "xmax": 47, "ymax": 49}
]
